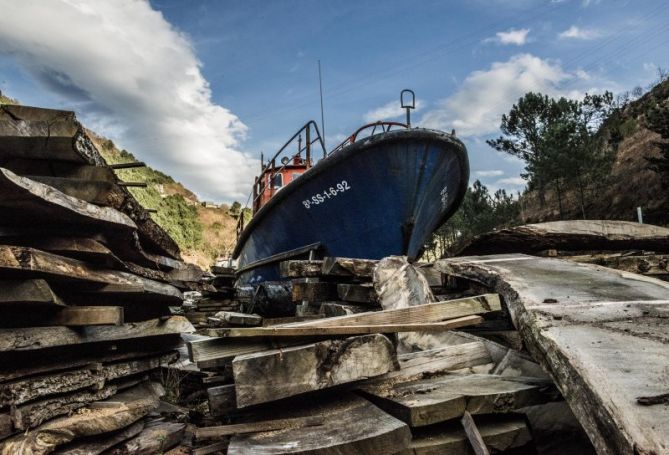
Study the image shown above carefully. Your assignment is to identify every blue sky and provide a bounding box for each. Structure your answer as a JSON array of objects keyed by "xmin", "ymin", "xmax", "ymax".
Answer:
[{"xmin": 0, "ymin": 0, "xmax": 667, "ymax": 202}]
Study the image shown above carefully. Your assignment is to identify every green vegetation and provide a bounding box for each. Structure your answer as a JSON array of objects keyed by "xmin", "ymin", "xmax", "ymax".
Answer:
[
  {"xmin": 644, "ymin": 98, "xmax": 669, "ymax": 188},
  {"xmin": 487, "ymin": 91, "xmax": 619, "ymax": 219},
  {"xmin": 424, "ymin": 180, "xmax": 520, "ymax": 259},
  {"xmin": 0, "ymin": 91, "xmax": 18, "ymax": 105}
]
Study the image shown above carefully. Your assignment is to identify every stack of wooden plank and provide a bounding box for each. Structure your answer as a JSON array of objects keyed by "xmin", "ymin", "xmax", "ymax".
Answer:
[
  {"xmin": 0, "ymin": 104, "xmax": 194, "ymax": 453},
  {"xmin": 455, "ymin": 220, "xmax": 669, "ymax": 282},
  {"xmin": 183, "ymin": 266, "xmax": 242, "ymax": 328},
  {"xmin": 185, "ymin": 257, "xmax": 585, "ymax": 454}
]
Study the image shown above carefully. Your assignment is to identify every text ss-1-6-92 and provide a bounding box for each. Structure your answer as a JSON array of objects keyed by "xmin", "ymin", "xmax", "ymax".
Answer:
[{"xmin": 302, "ymin": 180, "xmax": 351, "ymax": 209}]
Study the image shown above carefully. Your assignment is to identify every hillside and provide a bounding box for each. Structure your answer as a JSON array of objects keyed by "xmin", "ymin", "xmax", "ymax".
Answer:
[
  {"xmin": 519, "ymin": 79, "xmax": 669, "ymax": 225},
  {"xmin": 88, "ymin": 133, "xmax": 239, "ymax": 268}
]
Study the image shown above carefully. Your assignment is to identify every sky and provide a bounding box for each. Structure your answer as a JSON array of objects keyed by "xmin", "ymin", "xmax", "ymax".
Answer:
[{"xmin": 0, "ymin": 0, "xmax": 667, "ymax": 203}]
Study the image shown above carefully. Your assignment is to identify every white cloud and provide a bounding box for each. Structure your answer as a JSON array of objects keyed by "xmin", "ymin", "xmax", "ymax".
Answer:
[
  {"xmin": 558, "ymin": 26, "xmax": 601, "ymax": 40},
  {"xmin": 484, "ymin": 28, "xmax": 530, "ymax": 46},
  {"xmin": 497, "ymin": 176, "xmax": 526, "ymax": 186},
  {"xmin": 363, "ymin": 99, "xmax": 424, "ymax": 123},
  {"xmin": 0, "ymin": 0, "xmax": 256, "ymax": 202},
  {"xmin": 420, "ymin": 54, "xmax": 571, "ymax": 137},
  {"xmin": 475, "ymin": 170, "xmax": 504, "ymax": 177}
]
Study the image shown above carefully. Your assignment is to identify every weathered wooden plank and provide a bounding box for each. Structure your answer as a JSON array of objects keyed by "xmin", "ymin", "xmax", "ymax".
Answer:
[
  {"xmin": 0, "ymin": 352, "xmax": 176, "ymax": 406},
  {"xmin": 27, "ymin": 175, "xmax": 117, "ymax": 206},
  {"xmin": 217, "ymin": 311, "xmax": 262, "ymax": 326},
  {"xmin": 282, "ymin": 294, "xmax": 500, "ymax": 328},
  {"xmin": 11, "ymin": 376, "xmax": 144, "ymax": 430},
  {"xmin": 397, "ymin": 417, "xmax": 532, "ymax": 455},
  {"xmin": 319, "ymin": 302, "xmax": 372, "ymax": 317},
  {"xmin": 0, "ymin": 316, "xmax": 193, "ymax": 352},
  {"xmin": 202, "ymin": 316, "xmax": 483, "ymax": 338},
  {"xmin": 233, "ymin": 334, "xmax": 397, "ymax": 407},
  {"xmin": 456, "ymin": 220, "xmax": 669, "ymax": 256},
  {"xmin": 0, "ymin": 279, "xmax": 63, "ymax": 306},
  {"xmin": 0, "ymin": 381, "xmax": 163, "ymax": 454},
  {"xmin": 197, "ymin": 416, "xmax": 324, "ymax": 441},
  {"xmin": 207, "ymin": 384, "xmax": 237, "ymax": 417},
  {"xmin": 0, "ymin": 305, "xmax": 123, "ymax": 328},
  {"xmin": 322, "ymin": 257, "xmax": 378, "ymax": 277},
  {"xmin": 291, "ymin": 279, "xmax": 338, "ymax": 302},
  {"xmin": 227, "ymin": 395, "xmax": 410, "ymax": 455},
  {"xmin": 187, "ymin": 336, "xmax": 312, "ymax": 370},
  {"xmin": 337, "ymin": 283, "xmax": 377, "ymax": 303},
  {"xmin": 359, "ymin": 373, "xmax": 557, "ymax": 427},
  {"xmin": 0, "ymin": 245, "xmax": 182, "ymax": 304},
  {"xmin": 52, "ymin": 420, "xmax": 145, "ymax": 455},
  {"xmin": 2, "ymin": 236, "xmax": 125, "ymax": 268},
  {"xmin": 0, "ymin": 414, "xmax": 11, "ymax": 441},
  {"xmin": 0, "ymin": 167, "xmax": 135, "ymax": 231},
  {"xmin": 437, "ymin": 254, "xmax": 669, "ymax": 455},
  {"xmin": 567, "ymin": 252, "xmax": 669, "ymax": 278},
  {"xmin": 280, "ymin": 260, "xmax": 323, "ymax": 278},
  {"xmin": 461, "ymin": 411, "xmax": 490, "ymax": 455},
  {"xmin": 106, "ymin": 422, "xmax": 186, "ymax": 455}
]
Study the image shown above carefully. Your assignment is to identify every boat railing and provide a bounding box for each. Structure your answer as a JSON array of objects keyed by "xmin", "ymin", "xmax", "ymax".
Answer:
[
  {"xmin": 236, "ymin": 121, "xmax": 326, "ymax": 239},
  {"xmin": 328, "ymin": 121, "xmax": 409, "ymax": 155}
]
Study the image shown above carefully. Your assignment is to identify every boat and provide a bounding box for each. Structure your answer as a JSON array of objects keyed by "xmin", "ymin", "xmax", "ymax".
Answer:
[{"xmin": 233, "ymin": 90, "xmax": 469, "ymax": 284}]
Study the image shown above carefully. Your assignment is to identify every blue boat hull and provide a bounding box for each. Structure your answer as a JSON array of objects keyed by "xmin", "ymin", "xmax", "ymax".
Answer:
[{"xmin": 233, "ymin": 128, "xmax": 469, "ymax": 284}]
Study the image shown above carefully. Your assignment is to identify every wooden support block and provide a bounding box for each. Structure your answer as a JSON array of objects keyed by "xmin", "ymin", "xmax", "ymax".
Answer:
[
  {"xmin": 0, "ymin": 316, "xmax": 193, "ymax": 352},
  {"xmin": 207, "ymin": 384, "xmax": 237, "ymax": 417},
  {"xmin": 1, "ymin": 236, "xmax": 125, "ymax": 268},
  {"xmin": 227, "ymin": 394, "xmax": 410, "ymax": 454},
  {"xmin": 337, "ymin": 283, "xmax": 377, "ymax": 303},
  {"xmin": 359, "ymin": 373, "xmax": 557, "ymax": 427},
  {"xmin": 233, "ymin": 334, "xmax": 397, "ymax": 407},
  {"xmin": 0, "ymin": 279, "xmax": 64, "ymax": 306},
  {"xmin": 398, "ymin": 417, "xmax": 532, "ymax": 455},
  {"xmin": 291, "ymin": 279, "xmax": 338, "ymax": 302},
  {"xmin": 285, "ymin": 294, "xmax": 501, "ymax": 329},
  {"xmin": 322, "ymin": 257, "xmax": 377, "ymax": 277},
  {"xmin": 461, "ymin": 411, "xmax": 490, "ymax": 455},
  {"xmin": 280, "ymin": 260, "xmax": 323, "ymax": 278},
  {"xmin": 202, "ymin": 316, "xmax": 483, "ymax": 338},
  {"xmin": 217, "ymin": 311, "xmax": 262, "ymax": 327},
  {"xmin": 0, "ymin": 305, "xmax": 124, "ymax": 328}
]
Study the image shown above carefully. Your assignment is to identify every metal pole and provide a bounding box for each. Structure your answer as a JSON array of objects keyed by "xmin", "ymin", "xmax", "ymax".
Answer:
[
  {"xmin": 318, "ymin": 60, "xmax": 326, "ymax": 150},
  {"xmin": 637, "ymin": 206, "xmax": 644, "ymax": 224}
]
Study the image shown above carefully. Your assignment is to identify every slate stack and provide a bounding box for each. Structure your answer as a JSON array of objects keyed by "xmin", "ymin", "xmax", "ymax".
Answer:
[{"xmin": 0, "ymin": 104, "xmax": 194, "ymax": 454}]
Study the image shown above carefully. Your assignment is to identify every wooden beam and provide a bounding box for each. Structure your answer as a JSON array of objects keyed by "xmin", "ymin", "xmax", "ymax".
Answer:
[
  {"xmin": 0, "ymin": 352, "xmax": 176, "ymax": 406},
  {"xmin": 218, "ymin": 311, "xmax": 262, "ymax": 327},
  {"xmin": 105, "ymin": 422, "xmax": 185, "ymax": 454},
  {"xmin": 0, "ymin": 305, "xmax": 124, "ymax": 328},
  {"xmin": 456, "ymin": 220, "xmax": 669, "ymax": 256},
  {"xmin": 0, "ymin": 279, "xmax": 63, "ymax": 306},
  {"xmin": 437, "ymin": 254, "xmax": 669, "ymax": 454},
  {"xmin": 291, "ymin": 279, "xmax": 338, "ymax": 302},
  {"xmin": 279, "ymin": 260, "xmax": 323, "ymax": 278},
  {"xmin": 0, "ymin": 381, "xmax": 163, "ymax": 453},
  {"xmin": 26, "ymin": 175, "xmax": 116, "ymax": 206},
  {"xmin": 233, "ymin": 334, "xmax": 397, "ymax": 407},
  {"xmin": 0, "ymin": 245, "xmax": 182, "ymax": 304},
  {"xmin": 337, "ymin": 283, "xmax": 377, "ymax": 303},
  {"xmin": 322, "ymin": 257, "xmax": 378, "ymax": 277},
  {"xmin": 207, "ymin": 384, "xmax": 237, "ymax": 417},
  {"xmin": 397, "ymin": 417, "xmax": 531, "ymax": 455},
  {"xmin": 202, "ymin": 316, "xmax": 483, "ymax": 338},
  {"xmin": 227, "ymin": 395, "xmax": 410, "ymax": 454},
  {"xmin": 359, "ymin": 373, "xmax": 557, "ymax": 427},
  {"xmin": 0, "ymin": 316, "xmax": 193, "ymax": 352},
  {"xmin": 197, "ymin": 416, "xmax": 324, "ymax": 441},
  {"xmin": 461, "ymin": 411, "xmax": 491, "ymax": 455},
  {"xmin": 55, "ymin": 420, "xmax": 145, "ymax": 455},
  {"xmin": 282, "ymin": 294, "xmax": 500, "ymax": 328}
]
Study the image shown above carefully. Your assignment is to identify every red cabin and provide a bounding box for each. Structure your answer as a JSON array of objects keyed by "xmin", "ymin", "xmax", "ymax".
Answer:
[{"xmin": 253, "ymin": 155, "xmax": 310, "ymax": 213}]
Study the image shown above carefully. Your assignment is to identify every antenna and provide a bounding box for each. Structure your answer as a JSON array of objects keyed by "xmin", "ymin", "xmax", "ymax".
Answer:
[{"xmin": 318, "ymin": 60, "xmax": 326, "ymax": 149}]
